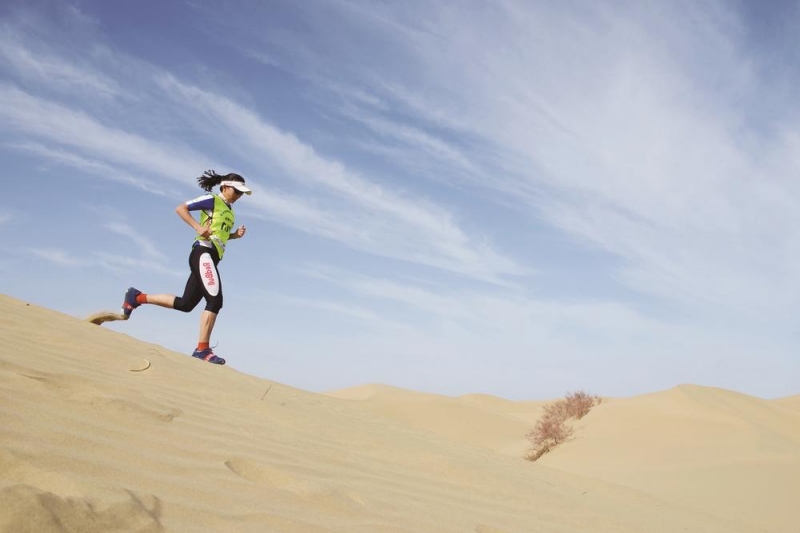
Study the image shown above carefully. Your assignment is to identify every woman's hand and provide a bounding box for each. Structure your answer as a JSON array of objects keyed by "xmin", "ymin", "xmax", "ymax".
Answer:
[
  {"xmin": 232, "ymin": 225, "xmax": 247, "ymax": 239},
  {"xmin": 176, "ymin": 203, "xmax": 212, "ymax": 238}
]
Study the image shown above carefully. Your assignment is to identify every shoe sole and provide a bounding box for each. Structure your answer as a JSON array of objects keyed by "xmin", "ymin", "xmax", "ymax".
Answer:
[
  {"xmin": 122, "ymin": 288, "xmax": 140, "ymax": 317},
  {"xmin": 192, "ymin": 354, "xmax": 225, "ymax": 365}
]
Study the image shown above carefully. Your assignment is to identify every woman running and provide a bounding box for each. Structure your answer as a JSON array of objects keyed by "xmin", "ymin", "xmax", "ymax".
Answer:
[{"xmin": 120, "ymin": 170, "xmax": 252, "ymax": 365}]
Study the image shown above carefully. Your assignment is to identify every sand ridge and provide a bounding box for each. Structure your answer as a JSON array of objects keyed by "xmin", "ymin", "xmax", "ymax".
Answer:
[
  {"xmin": 326, "ymin": 384, "xmax": 545, "ymax": 456},
  {"xmin": 775, "ymin": 394, "xmax": 800, "ymax": 410},
  {"xmin": 538, "ymin": 384, "xmax": 800, "ymax": 532},
  {"xmin": 0, "ymin": 294, "xmax": 788, "ymax": 532}
]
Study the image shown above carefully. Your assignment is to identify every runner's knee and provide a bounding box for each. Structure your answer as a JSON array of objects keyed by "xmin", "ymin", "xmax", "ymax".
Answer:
[
  {"xmin": 173, "ymin": 296, "xmax": 196, "ymax": 313},
  {"xmin": 205, "ymin": 295, "xmax": 223, "ymax": 314}
]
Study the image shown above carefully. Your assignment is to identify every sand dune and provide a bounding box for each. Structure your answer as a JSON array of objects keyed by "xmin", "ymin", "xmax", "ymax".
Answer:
[
  {"xmin": 326, "ymin": 384, "xmax": 544, "ymax": 456},
  {"xmin": 538, "ymin": 385, "xmax": 800, "ymax": 532},
  {"xmin": 776, "ymin": 394, "xmax": 800, "ymax": 410},
  {"xmin": 0, "ymin": 294, "xmax": 789, "ymax": 532}
]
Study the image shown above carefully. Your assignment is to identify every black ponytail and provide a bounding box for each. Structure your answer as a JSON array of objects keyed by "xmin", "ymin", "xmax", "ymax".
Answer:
[{"xmin": 196, "ymin": 170, "xmax": 246, "ymax": 192}]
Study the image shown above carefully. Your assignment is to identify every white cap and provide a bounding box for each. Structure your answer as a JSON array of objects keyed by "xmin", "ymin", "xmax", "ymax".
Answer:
[{"xmin": 221, "ymin": 180, "xmax": 252, "ymax": 195}]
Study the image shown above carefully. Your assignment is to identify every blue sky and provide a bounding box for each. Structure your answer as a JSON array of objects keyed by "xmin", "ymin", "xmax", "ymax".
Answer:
[{"xmin": 3, "ymin": 0, "xmax": 799, "ymax": 399}]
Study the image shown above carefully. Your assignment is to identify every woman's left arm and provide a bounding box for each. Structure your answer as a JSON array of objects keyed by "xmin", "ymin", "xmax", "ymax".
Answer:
[{"xmin": 230, "ymin": 225, "xmax": 247, "ymax": 240}]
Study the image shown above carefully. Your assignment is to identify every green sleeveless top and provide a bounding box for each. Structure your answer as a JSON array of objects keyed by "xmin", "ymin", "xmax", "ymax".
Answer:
[{"xmin": 195, "ymin": 194, "xmax": 235, "ymax": 259}]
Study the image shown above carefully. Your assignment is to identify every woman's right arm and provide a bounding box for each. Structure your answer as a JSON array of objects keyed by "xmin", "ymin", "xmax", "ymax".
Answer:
[{"xmin": 175, "ymin": 204, "xmax": 211, "ymax": 238}]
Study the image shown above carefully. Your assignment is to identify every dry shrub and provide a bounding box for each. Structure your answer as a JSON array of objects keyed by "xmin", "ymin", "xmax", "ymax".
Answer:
[
  {"xmin": 526, "ymin": 415, "xmax": 573, "ymax": 461},
  {"xmin": 525, "ymin": 390, "xmax": 602, "ymax": 461},
  {"xmin": 562, "ymin": 391, "xmax": 601, "ymax": 419}
]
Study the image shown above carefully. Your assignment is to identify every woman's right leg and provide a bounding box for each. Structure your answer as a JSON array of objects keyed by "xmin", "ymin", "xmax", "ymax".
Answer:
[
  {"xmin": 140, "ymin": 275, "xmax": 203, "ymax": 311},
  {"xmin": 143, "ymin": 293, "xmax": 179, "ymax": 309},
  {"xmin": 136, "ymin": 250, "xmax": 205, "ymax": 311},
  {"xmin": 172, "ymin": 273, "xmax": 204, "ymax": 312}
]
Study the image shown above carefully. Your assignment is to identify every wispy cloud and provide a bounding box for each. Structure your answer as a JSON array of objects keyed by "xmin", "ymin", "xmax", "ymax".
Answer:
[
  {"xmin": 0, "ymin": 84, "xmax": 211, "ymax": 182},
  {"xmin": 6, "ymin": 141, "xmax": 175, "ymax": 196},
  {"xmin": 28, "ymin": 248, "xmax": 86, "ymax": 267},
  {"xmin": 157, "ymin": 74, "xmax": 528, "ymax": 283},
  {"xmin": 335, "ymin": 104, "xmax": 480, "ymax": 176},
  {"xmin": 0, "ymin": 23, "xmax": 124, "ymax": 99},
  {"xmin": 9, "ymin": 2, "xmax": 796, "ymax": 307},
  {"xmin": 104, "ymin": 222, "xmax": 166, "ymax": 260},
  {"xmin": 237, "ymin": 1, "xmax": 800, "ymax": 318},
  {"xmin": 297, "ymin": 262, "xmax": 679, "ymax": 343},
  {"xmin": 92, "ymin": 252, "xmax": 181, "ymax": 277},
  {"xmin": 25, "ymin": 246, "xmax": 178, "ymax": 276},
  {"xmin": 275, "ymin": 293, "xmax": 417, "ymax": 337},
  {"xmin": 0, "ymin": 11, "xmax": 527, "ymax": 286}
]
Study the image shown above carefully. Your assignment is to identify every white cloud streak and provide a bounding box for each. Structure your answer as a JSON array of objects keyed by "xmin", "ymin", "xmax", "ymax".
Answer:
[
  {"xmin": 156, "ymin": 74, "xmax": 528, "ymax": 283},
  {"xmin": 5, "ymin": 141, "xmax": 175, "ymax": 196},
  {"xmin": 335, "ymin": 105, "xmax": 479, "ymax": 174},
  {"xmin": 0, "ymin": 19, "xmax": 124, "ymax": 99},
  {"xmin": 91, "ymin": 252, "xmax": 181, "ymax": 277},
  {"xmin": 0, "ymin": 84, "xmax": 210, "ymax": 181},
  {"xmin": 297, "ymin": 263, "xmax": 680, "ymax": 343},
  {"xmin": 0, "ymin": 16, "xmax": 527, "ymax": 285},
  {"xmin": 28, "ymin": 248, "xmax": 85, "ymax": 267},
  {"xmin": 25, "ymin": 247, "xmax": 179, "ymax": 276},
  {"xmin": 254, "ymin": 0, "xmax": 800, "ymax": 318},
  {"xmin": 104, "ymin": 222, "xmax": 166, "ymax": 260},
  {"xmin": 275, "ymin": 293, "xmax": 418, "ymax": 337}
]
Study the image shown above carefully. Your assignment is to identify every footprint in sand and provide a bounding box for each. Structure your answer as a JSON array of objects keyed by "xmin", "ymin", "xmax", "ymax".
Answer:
[
  {"xmin": 16, "ymin": 371, "xmax": 177, "ymax": 422},
  {"xmin": 19, "ymin": 371, "xmax": 85, "ymax": 393},
  {"xmin": 69, "ymin": 391, "xmax": 182, "ymax": 422},
  {"xmin": 298, "ymin": 486, "xmax": 365, "ymax": 516},
  {"xmin": 224, "ymin": 457, "xmax": 297, "ymax": 489},
  {"xmin": 224, "ymin": 457, "xmax": 365, "ymax": 514},
  {"xmin": 128, "ymin": 358, "xmax": 151, "ymax": 372}
]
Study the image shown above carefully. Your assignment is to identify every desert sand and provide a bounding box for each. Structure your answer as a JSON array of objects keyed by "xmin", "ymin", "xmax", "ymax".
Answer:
[{"xmin": 1, "ymin": 294, "xmax": 797, "ymax": 532}]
